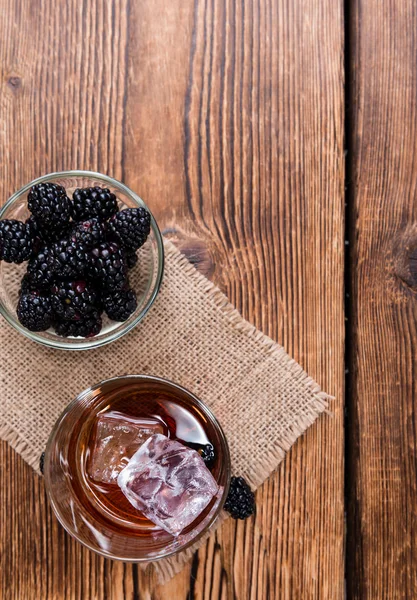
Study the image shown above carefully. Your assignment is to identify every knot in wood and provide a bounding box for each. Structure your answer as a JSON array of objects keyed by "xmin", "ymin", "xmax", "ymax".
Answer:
[
  {"xmin": 7, "ymin": 76, "xmax": 22, "ymax": 91},
  {"xmin": 393, "ymin": 224, "xmax": 417, "ymax": 289},
  {"xmin": 163, "ymin": 227, "xmax": 215, "ymax": 279}
]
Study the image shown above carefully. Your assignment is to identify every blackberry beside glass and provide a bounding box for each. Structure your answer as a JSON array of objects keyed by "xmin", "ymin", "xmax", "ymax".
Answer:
[{"xmin": 0, "ymin": 182, "xmax": 151, "ymax": 339}]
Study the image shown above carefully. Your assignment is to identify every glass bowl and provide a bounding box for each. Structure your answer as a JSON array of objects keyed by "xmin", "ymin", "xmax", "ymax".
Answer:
[
  {"xmin": 0, "ymin": 171, "xmax": 164, "ymax": 350},
  {"xmin": 44, "ymin": 375, "xmax": 231, "ymax": 562}
]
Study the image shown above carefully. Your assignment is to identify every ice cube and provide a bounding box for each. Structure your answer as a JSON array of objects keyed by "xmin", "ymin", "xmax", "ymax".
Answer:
[
  {"xmin": 117, "ymin": 433, "xmax": 219, "ymax": 535},
  {"xmin": 88, "ymin": 411, "xmax": 164, "ymax": 484}
]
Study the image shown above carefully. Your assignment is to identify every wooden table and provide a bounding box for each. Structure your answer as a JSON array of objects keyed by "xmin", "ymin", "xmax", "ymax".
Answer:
[{"xmin": 0, "ymin": 0, "xmax": 415, "ymax": 597}]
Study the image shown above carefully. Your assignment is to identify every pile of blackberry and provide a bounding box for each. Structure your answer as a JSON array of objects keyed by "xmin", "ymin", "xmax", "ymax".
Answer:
[
  {"xmin": 224, "ymin": 476, "xmax": 256, "ymax": 520},
  {"xmin": 0, "ymin": 183, "xmax": 151, "ymax": 338}
]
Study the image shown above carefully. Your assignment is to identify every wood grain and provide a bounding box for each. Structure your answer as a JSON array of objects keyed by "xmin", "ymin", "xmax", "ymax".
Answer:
[
  {"xmin": 0, "ymin": 0, "xmax": 345, "ymax": 598},
  {"xmin": 347, "ymin": 0, "xmax": 417, "ymax": 597}
]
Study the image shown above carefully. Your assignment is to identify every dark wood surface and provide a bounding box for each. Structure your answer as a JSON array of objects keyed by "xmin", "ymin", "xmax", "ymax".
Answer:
[
  {"xmin": 0, "ymin": 0, "xmax": 346, "ymax": 598},
  {"xmin": 347, "ymin": 0, "xmax": 417, "ymax": 598}
]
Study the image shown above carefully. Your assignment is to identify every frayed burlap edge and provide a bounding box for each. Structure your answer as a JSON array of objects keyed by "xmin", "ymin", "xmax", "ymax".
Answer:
[
  {"xmin": 0, "ymin": 423, "xmax": 42, "ymax": 471},
  {"xmin": 0, "ymin": 238, "xmax": 331, "ymax": 585}
]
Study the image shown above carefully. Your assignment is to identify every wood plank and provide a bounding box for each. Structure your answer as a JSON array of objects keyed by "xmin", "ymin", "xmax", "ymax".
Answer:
[
  {"xmin": 347, "ymin": 1, "xmax": 417, "ymax": 597},
  {"xmin": 0, "ymin": 0, "xmax": 345, "ymax": 598},
  {"xmin": 125, "ymin": 1, "xmax": 345, "ymax": 598}
]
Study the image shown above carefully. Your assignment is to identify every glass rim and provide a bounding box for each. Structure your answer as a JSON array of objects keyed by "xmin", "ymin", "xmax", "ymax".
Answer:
[
  {"xmin": 0, "ymin": 170, "xmax": 165, "ymax": 350},
  {"xmin": 44, "ymin": 374, "xmax": 231, "ymax": 562}
]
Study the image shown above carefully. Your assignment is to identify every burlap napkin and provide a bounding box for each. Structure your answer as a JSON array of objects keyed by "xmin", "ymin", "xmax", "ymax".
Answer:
[{"xmin": 0, "ymin": 238, "xmax": 329, "ymax": 583}]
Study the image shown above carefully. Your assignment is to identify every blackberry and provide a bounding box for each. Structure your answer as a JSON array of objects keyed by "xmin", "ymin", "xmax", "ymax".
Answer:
[
  {"xmin": 103, "ymin": 286, "xmax": 137, "ymax": 321},
  {"xmin": 200, "ymin": 444, "xmax": 216, "ymax": 468},
  {"xmin": 28, "ymin": 182, "xmax": 72, "ymax": 233},
  {"xmin": 17, "ymin": 291, "xmax": 53, "ymax": 331},
  {"xmin": 19, "ymin": 274, "xmax": 32, "ymax": 296},
  {"xmin": 108, "ymin": 207, "xmax": 151, "ymax": 251},
  {"xmin": 54, "ymin": 310, "xmax": 102, "ymax": 338},
  {"xmin": 89, "ymin": 242, "xmax": 127, "ymax": 291},
  {"xmin": 70, "ymin": 218, "xmax": 106, "ymax": 249},
  {"xmin": 26, "ymin": 216, "xmax": 44, "ymax": 254},
  {"xmin": 52, "ymin": 239, "xmax": 90, "ymax": 279},
  {"xmin": 39, "ymin": 452, "xmax": 45, "ymax": 475},
  {"xmin": 183, "ymin": 441, "xmax": 216, "ymax": 469},
  {"xmin": 26, "ymin": 215, "xmax": 70, "ymax": 248},
  {"xmin": 19, "ymin": 273, "xmax": 41, "ymax": 296},
  {"xmin": 27, "ymin": 246, "xmax": 57, "ymax": 288},
  {"xmin": 224, "ymin": 476, "xmax": 255, "ymax": 520},
  {"xmin": 73, "ymin": 186, "xmax": 119, "ymax": 221},
  {"xmin": 125, "ymin": 249, "xmax": 138, "ymax": 269},
  {"xmin": 0, "ymin": 219, "xmax": 32, "ymax": 263},
  {"xmin": 51, "ymin": 280, "xmax": 100, "ymax": 320}
]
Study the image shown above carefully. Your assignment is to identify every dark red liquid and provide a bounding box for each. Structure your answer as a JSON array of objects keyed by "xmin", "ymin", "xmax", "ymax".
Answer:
[{"xmin": 67, "ymin": 381, "xmax": 221, "ymax": 536}]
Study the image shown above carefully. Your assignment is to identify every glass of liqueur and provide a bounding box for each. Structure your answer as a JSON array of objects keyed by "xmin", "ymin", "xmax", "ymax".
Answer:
[{"xmin": 44, "ymin": 375, "xmax": 230, "ymax": 561}]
